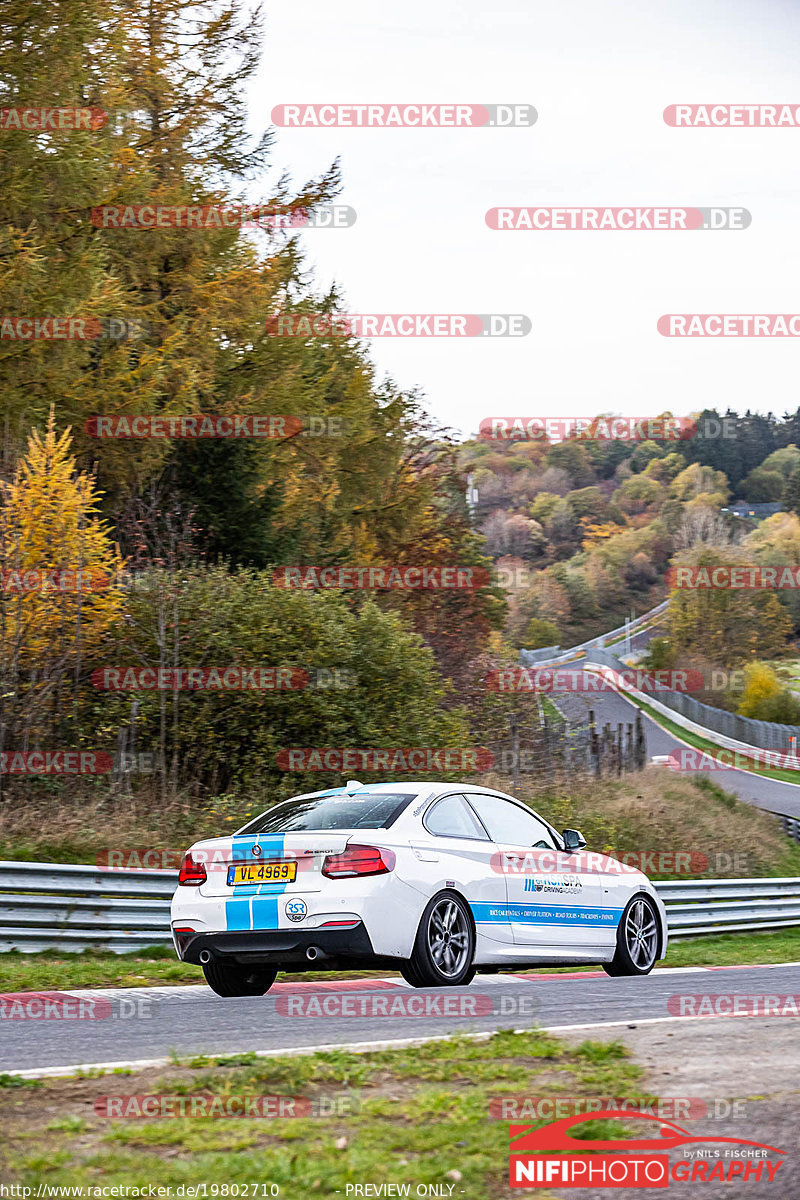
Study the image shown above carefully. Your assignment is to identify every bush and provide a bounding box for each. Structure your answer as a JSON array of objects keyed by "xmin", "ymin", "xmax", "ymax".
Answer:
[
  {"xmin": 81, "ymin": 566, "xmax": 470, "ymax": 799},
  {"xmin": 521, "ymin": 617, "xmax": 561, "ymax": 649},
  {"xmin": 641, "ymin": 637, "xmax": 676, "ymax": 671},
  {"xmin": 738, "ymin": 662, "xmax": 800, "ymax": 723}
]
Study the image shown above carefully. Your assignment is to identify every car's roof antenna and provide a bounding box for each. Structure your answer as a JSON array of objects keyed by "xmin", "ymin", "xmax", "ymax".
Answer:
[{"xmin": 346, "ymin": 779, "xmax": 364, "ymax": 792}]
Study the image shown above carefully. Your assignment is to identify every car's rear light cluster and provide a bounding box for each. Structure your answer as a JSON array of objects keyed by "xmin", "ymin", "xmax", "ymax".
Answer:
[
  {"xmin": 178, "ymin": 851, "xmax": 207, "ymax": 886},
  {"xmin": 321, "ymin": 844, "xmax": 395, "ymax": 879}
]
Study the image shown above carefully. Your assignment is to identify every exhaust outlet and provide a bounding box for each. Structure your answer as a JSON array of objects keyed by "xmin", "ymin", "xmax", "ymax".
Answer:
[
  {"xmin": 306, "ymin": 945, "xmax": 321, "ymax": 961},
  {"xmin": 199, "ymin": 949, "xmax": 212, "ymax": 964}
]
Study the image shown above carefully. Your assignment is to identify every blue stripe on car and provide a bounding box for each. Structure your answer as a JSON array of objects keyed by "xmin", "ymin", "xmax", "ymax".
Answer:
[
  {"xmin": 471, "ymin": 902, "xmax": 624, "ymax": 926},
  {"xmin": 225, "ymin": 834, "xmax": 289, "ymax": 932}
]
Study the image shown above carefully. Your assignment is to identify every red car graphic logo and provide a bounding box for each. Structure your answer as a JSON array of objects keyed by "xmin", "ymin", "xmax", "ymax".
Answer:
[{"xmin": 510, "ymin": 1110, "xmax": 785, "ymax": 1155}]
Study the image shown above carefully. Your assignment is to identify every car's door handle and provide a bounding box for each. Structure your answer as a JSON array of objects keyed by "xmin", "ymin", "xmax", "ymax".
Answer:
[{"xmin": 411, "ymin": 843, "xmax": 439, "ymax": 862}]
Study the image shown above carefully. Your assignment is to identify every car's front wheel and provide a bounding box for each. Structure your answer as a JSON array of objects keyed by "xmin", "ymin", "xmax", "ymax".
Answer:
[
  {"xmin": 202, "ymin": 959, "xmax": 278, "ymax": 997},
  {"xmin": 401, "ymin": 891, "xmax": 476, "ymax": 988},
  {"xmin": 603, "ymin": 895, "xmax": 660, "ymax": 977}
]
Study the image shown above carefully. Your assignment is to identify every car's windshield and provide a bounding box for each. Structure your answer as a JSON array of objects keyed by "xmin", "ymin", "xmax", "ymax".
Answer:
[{"xmin": 237, "ymin": 793, "xmax": 415, "ymax": 833}]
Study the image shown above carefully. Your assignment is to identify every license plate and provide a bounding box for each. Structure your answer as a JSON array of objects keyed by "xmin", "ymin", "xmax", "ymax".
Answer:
[{"xmin": 228, "ymin": 861, "xmax": 298, "ymax": 886}]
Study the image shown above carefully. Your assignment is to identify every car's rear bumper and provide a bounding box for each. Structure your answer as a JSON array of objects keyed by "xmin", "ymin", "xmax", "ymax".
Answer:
[{"xmin": 173, "ymin": 922, "xmax": 399, "ymax": 971}]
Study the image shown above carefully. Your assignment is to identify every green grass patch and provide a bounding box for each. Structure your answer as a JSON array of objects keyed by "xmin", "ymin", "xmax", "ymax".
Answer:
[
  {"xmin": 0, "ymin": 948, "xmax": 398, "ymax": 993},
  {"xmin": 2, "ymin": 1029, "xmax": 647, "ymax": 1195},
  {"xmin": 3, "ymin": 925, "xmax": 800, "ymax": 994}
]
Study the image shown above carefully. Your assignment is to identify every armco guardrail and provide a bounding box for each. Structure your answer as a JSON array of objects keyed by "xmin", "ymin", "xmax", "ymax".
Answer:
[
  {"xmin": 0, "ymin": 861, "xmax": 175, "ymax": 953},
  {"xmin": 519, "ymin": 600, "xmax": 668, "ymax": 669},
  {"xmin": 587, "ymin": 646, "xmax": 800, "ymax": 751},
  {"xmin": 1, "ymin": 861, "xmax": 799, "ymax": 953},
  {"xmin": 657, "ymin": 878, "xmax": 800, "ymax": 937}
]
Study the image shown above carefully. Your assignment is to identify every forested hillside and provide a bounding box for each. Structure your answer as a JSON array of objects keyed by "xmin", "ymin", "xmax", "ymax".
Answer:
[{"xmin": 4, "ymin": 1, "xmax": 800, "ymax": 821}]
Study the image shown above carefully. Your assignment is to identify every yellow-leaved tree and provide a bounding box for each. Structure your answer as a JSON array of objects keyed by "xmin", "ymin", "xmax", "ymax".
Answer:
[{"xmin": 0, "ymin": 411, "xmax": 124, "ymax": 746}]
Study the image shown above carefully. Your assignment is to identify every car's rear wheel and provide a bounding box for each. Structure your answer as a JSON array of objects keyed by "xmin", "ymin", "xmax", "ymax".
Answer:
[
  {"xmin": 202, "ymin": 959, "xmax": 278, "ymax": 997},
  {"xmin": 603, "ymin": 895, "xmax": 660, "ymax": 977},
  {"xmin": 402, "ymin": 891, "xmax": 476, "ymax": 988}
]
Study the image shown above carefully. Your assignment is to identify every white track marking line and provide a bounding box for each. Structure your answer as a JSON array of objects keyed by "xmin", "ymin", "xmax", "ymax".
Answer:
[{"xmin": 4, "ymin": 1010, "xmax": 795, "ymax": 1080}]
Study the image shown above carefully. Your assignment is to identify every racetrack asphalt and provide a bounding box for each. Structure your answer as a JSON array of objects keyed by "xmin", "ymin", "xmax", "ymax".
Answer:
[{"xmin": 3, "ymin": 961, "xmax": 799, "ymax": 1076}]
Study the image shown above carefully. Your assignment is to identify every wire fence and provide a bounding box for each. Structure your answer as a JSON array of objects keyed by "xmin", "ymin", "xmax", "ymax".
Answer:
[
  {"xmin": 484, "ymin": 703, "xmax": 647, "ymax": 789},
  {"xmin": 588, "ymin": 648, "xmax": 800, "ymax": 751}
]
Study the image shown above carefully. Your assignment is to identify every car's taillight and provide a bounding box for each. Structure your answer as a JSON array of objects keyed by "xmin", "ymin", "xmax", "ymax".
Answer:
[
  {"xmin": 178, "ymin": 851, "xmax": 207, "ymax": 886},
  {"xmin": 321, "ymin": 844, "xmax": 395, "ymax": 879}
]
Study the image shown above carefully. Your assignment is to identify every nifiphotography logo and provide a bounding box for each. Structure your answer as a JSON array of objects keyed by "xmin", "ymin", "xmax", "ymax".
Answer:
[{"xmin": 508, "ymin": 1111, "xmax": 785, "ymax": 1188}]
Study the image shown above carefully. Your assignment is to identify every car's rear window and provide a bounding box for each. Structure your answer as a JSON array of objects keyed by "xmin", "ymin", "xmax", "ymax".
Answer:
[{"xmin": 237, "ymin": 793, "xmax": 416, "ymax": 833}]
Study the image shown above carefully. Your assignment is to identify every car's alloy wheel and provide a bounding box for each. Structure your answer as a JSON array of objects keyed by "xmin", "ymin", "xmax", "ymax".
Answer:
[
  {"xmin": 603, "ymin": 895, "xmax": 660, "ymax": 977},
  {"xmin": 403, "ymin": 891, "xmax": 476, "ymax": 987},
  {"xmin": 202, "ymin": 959, "xmax": 278, "ymax": 997}
]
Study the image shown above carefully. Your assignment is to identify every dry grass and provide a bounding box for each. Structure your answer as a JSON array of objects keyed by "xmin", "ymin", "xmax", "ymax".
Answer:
[
  {"xmin": 2, "ymin": 768, "xmax": 799, "ymax": 878},
  {"xmin": 0, "ymin": 781, "xmax": 220, "ymax": 864}
]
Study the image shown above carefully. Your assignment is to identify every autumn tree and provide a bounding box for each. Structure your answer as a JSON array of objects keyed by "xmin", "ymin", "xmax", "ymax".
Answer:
[
  {"xmin": 668, "ymin": 546, "xmax": 792, "ymax": 667},
  {"xmin": 0, "ymin": 412, "xmax": 123, "ymax": 753},
  {"xmin": 738, "ymin": 662, "xmax": 800, "ymax": 724}
]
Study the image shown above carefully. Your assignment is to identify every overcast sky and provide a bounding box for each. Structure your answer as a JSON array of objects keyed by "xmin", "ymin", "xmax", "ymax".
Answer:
[{"xmin": 249, "ymin": 0, "xmax": 800, "ymax": 439}]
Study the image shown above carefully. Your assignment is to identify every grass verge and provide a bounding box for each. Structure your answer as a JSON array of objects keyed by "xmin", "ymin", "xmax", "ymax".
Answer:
[
  {"xmin": 1, "ymin": 1028, "xmax": 644, "ymax": 1196},
  {"xmin": 2, "ymin": 926, "xmax": 800, "ymax": 992}
]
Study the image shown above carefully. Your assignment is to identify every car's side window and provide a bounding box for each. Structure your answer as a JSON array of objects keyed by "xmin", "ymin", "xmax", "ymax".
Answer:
[
  {"xmin": 424, "ymin": 794, "xmax": 490, "ymax": 840},
  {"xmin": 463, "ymin": 793, "xmax": 557, "ymax": 849}
]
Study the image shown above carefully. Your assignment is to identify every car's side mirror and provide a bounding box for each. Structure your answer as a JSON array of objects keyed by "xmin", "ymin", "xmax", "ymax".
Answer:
[{"xmin": 562, "ymin": 828, "xmax": 587, "ymax": 852}]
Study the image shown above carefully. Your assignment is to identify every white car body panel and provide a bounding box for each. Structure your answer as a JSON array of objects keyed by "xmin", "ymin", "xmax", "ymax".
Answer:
[{"xmin": 171, "ymin": 782, "xmax": 668, "ymax": 969}]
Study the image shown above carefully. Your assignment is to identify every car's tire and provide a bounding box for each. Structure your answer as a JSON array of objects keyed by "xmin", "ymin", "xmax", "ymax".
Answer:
[
  {"xmin": 403, "ymin": 891, "xmax": 476, "ymax": 988},
  {"xmin": 202, "ymin": 959, "xmax": 278, "ymax": 997},
  {"xmin": 398, "ymin": 960, "xmax": 426, "ymax": 988},
  {"xmin": 603, "ymin": 894, "xmax": 660, "ymax": 977}
]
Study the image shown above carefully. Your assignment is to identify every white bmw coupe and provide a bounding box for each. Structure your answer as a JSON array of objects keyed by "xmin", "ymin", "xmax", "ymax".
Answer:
[{"xmin": 171, "ymin": 780, "xmax": 668, "ymax": 996}]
